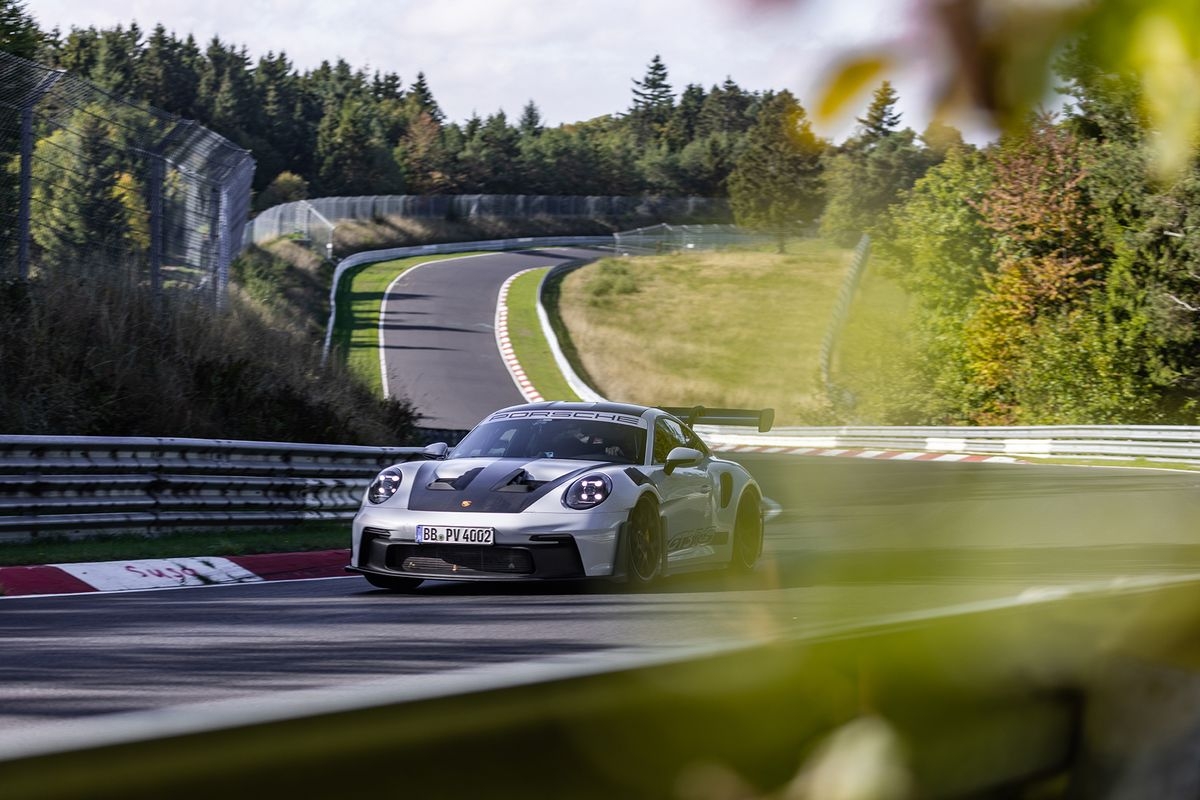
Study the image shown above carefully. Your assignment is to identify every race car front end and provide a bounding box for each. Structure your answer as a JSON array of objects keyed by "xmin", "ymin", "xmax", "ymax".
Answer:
[{"xmin": 349, "ymin": 457, "xmax": 638, "ymax": 582}]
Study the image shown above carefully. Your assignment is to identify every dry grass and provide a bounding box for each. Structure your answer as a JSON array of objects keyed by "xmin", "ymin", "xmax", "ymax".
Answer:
[
  {"xmin": 555, "ymin": 241, "xmax": 857, "ymax": 425},
  {"xmin": 0, "ymin": 271, "xmax": 417, "ymax": 443}
]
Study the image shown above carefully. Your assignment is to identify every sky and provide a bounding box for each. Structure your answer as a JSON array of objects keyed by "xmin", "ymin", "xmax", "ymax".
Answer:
[{"xmin": 27, "ymin": 0, "xmax": 958, "ymax": 141}]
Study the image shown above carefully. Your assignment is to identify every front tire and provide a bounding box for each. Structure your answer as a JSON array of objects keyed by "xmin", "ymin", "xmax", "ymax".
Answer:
[
  {"xmin": 624, "ymin": 497, "xmax": 663, "ymax": 587},
  {"xmin": 732, "ymin": 490, "xmax": 763, "ymax": 572},
  {"xmin": 364, "ymin": 573, "xmax": 423, "ymax": 592}
]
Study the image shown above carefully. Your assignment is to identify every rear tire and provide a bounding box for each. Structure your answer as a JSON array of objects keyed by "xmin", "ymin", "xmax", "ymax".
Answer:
[
  {"xmin": 732, "ymin": 491, "xmax": 763, "ymax": 572},
  {"xmin": 624, "ymin": 497, "xmax": 663, "ymax": 587},
  {"xmin": 364, "ymin": 573, "xmax": 423, "ymax": 592}
]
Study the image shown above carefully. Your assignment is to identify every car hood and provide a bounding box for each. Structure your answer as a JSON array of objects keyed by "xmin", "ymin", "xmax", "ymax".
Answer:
[{"xmin": 405, "ymin": 458, "xmax": 601, "ymax": 514}]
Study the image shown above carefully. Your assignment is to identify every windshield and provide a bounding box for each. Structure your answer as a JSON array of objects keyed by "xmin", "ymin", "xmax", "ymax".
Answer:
[{"xmin": 449, "ymin": 417, "xmax": 647, "ymax": 464}]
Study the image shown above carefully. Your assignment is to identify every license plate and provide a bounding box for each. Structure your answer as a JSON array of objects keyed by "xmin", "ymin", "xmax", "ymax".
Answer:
[{"xmin": 415, "ymin": 525, "xmax": 494, "ymax": 545}]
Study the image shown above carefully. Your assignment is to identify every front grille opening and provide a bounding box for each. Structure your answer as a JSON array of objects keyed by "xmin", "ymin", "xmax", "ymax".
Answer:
[
  {"xmin": 387, "ymin": 545, "xmax": 534, "ymax": 575},
  {"xmin": 359, "ymin": 527, "xmax": 392, "ymax": 568}
]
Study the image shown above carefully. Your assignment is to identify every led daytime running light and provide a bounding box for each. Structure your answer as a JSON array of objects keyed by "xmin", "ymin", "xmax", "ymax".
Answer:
[{"xmin": 564, "ymin": 474, "xmax": 612, "ymax": 509}]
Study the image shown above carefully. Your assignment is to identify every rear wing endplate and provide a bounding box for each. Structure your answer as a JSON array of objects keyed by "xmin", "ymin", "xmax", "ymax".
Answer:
[{"xmin": 660, "ymin": 406, "xmax": 775, "ymax": 433}]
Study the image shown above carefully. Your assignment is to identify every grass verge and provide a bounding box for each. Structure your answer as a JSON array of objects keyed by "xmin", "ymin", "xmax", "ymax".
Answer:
[
  {"xmin": 332, "ymin": 253, "xmax": 482, "ymax": 396},
  {"xmin": 554, "ymin": 240, "xmax": 858, "ymax": 424},
  {"xmin": 0, "ymin": 523, "xmax": 349, "ymax": 567},
  {"xmin": 505, "ymin": 268, "xmax": 581, "ymax": 402}
]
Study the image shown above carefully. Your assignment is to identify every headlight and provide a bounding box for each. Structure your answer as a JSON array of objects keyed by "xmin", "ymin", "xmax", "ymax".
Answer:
[
  {"xmin": 563, "ymin": 474, "xmax": 612, "ymax": 509},
  {"xmin": 367, "ymin": 467, "xmax": 403, "ymax": 504}
]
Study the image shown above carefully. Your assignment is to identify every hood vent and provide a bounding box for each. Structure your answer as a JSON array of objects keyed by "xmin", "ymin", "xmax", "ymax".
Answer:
[
  {"xmin": 491, "ymin": 468, "xmax": 549, "ymax": 493},
  {"xmin": 427, "ymin": 467, "xmax": 484, "ymax": 491}
]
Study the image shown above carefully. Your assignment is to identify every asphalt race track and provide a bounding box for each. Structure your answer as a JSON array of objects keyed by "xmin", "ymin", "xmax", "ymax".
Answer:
[
  {"xmin": 378, "ymin": 247, "xmax": 601, "ymax": 429},
  {"xmin": 2, "ymin": 454, "xmax": 1198, "ymax": 737}
]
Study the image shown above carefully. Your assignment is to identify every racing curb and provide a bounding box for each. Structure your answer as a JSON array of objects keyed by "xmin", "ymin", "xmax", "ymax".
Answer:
[
  {"xmin": 713, "ymin": 445, "xmax": 1025, "ymax": 464},
  {"xmin": 0, "ymin": 549, "xmax": 352, "ymax": 598}
]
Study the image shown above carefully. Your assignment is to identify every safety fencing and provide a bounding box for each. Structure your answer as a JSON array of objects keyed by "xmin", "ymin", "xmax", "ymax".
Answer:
[
  {"xmin": 245, "ymin": 194, "xmax": 731, "ymax": 250},
  {"xmin": 0, "ymin": 50, "xmax": 254, "ymax": 306},
  {"xmin": 612, "ymin": 222, "xmax": 775, "ymax": 254},
  {"xmin": 3, "ymin": 424, "xmax": 1200, "ymax": 542}
]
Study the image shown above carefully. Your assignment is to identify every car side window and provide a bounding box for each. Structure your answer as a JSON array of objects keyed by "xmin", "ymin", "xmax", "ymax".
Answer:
[
  {"xmin": 652, "ymin": 418, "xmax": 689, "ymax": 464},
  {"xmin": 679, "ymin": 422, "xmax": 711, "ymax": 456}
]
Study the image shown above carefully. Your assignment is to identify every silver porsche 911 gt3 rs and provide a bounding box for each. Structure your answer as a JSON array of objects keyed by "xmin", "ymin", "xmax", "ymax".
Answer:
[{"xmin": 347, "ymin": 401, "xmax": 773, "ymax": 591}]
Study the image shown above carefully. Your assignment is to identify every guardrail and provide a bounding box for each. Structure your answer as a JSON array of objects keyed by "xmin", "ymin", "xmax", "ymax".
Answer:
[
  {"xmin": 699, "ymin": 424, "xmax": 1200, "ymax": 465},
  {"xmin": 0, "ymin": 436, "xmax": 430, "ymax": 541},
  {"xmin": 3, "ymin": 424, "xmax": 1199, "ymax": 542}
]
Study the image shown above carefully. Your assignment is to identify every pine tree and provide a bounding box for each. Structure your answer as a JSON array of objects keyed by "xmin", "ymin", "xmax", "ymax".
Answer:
[
  {"xmin": 518, "ymin": 100, "xmax": 543, "ymax": 138},
  {"xmin": 629, "ymin": 55, "xmax": 674, "ymax": 144},
  {"xmin": 727, "ymin": 91, "xmax": 825, "ymax": 252},
  {"xmin": 698, "ymin": 77, "xmax": 754, "ymax": 137},
  {"xmin": 404, "ymin": 72, "xmax": 444, "ymax": 124},
  {"xmin": 0, "ymin": 0, "xmax": 41, "ymax": 59},
  {"xmin": 854, "ymin": 80, "xmax": 902, "ymax": 149},
  {"xmin": 31, "ymin": 109, "xmax": 134, "ymax": 272}
]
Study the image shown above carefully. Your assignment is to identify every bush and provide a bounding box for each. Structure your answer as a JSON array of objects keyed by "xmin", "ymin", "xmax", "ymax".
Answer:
[{"xmin": 0, "ymin": 273, "xmax": 418, "ymax": 445}]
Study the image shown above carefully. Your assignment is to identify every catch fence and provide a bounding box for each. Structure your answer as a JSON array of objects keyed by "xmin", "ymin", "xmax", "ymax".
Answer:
[
  {"xmin": 0, "ymin": 50, "xmax": 254, "ymax": 306},
  {"xmin": 244, "ymin": 194, "xmax": 731, "ymax": 250},
  {"xmin": 612, "ymin": 223, "xmax": 774, "ymax": 254}
]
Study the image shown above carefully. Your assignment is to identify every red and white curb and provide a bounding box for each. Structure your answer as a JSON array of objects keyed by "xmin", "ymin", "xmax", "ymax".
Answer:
[
  {"xmin": 714, "ymin": 444, "xmax": 1023, "ymax": 464},
  {"xmin": 0, "ymin": 549, "xmax": 351, "ymax": 598},
  {"xmin": 495, "ymin": 268, "xmax": 544, "ymax": 403}
]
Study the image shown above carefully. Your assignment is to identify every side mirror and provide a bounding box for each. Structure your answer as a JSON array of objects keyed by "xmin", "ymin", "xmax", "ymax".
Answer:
[
  {"xmin": 664, "ymin": 446, "xmax": 703, "ymax": 476},
  {"xmin": 422, "ymin": 442, "xmax": 449, "ymax": 460}
]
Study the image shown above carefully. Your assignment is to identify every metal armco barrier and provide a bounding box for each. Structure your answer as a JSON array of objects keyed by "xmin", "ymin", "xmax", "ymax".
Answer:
[
  {"xmin": 0, "ymin": 436, "xmax": 428, "ymax": 541},
  {"xmin": 3, "ymin": 424, "xmax": 1200, "ymax": 541},
  {"xmin": 701, "ymin": 424, "xmax": 1200, "ymax": 465}
]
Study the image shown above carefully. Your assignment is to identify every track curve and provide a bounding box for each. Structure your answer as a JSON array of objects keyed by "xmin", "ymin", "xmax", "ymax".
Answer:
[{"xmin": 379, "ymin": 248, "xmax": 601, "ymax": 429}]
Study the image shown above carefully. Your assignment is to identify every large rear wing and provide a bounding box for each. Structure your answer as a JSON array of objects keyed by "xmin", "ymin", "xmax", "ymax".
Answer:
[{"xmin": 660, "ymin": 406, "xmax": 775, "ymax": 433}]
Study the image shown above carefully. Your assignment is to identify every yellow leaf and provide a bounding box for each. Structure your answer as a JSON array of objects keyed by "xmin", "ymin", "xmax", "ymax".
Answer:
[
  {"xmin": 815, "ymin": 56, "xmax": 890, "ymax": 122},
  {"xmin": 1129, "ymin": 11, "xmax": 1200, "ymax": 180}
]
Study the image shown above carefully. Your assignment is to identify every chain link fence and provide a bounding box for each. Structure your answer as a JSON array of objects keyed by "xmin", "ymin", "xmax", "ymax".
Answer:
[
  {"xmin": 612, "ymin": 223, "xmax": 774, "ymax": 254},
  {"xmin": 244, "ymin": 194, "xmax": 731, "ymax": 250},
  {"xmin": 0, "ymin": 50, "xmax": 254, "ymax": 306}
]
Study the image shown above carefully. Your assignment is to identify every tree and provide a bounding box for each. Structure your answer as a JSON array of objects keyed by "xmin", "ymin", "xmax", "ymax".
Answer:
[
  {"xmin": 628, "ymin": 55, "xmax": 674, "ymax": 144},
  {"xmin": 137, "ymin": 25, "xmax": 202, "ymax": 117},
  {"xmin": 394, "ymin": 111, "xmax": 453, "ymax": 193},
  {"xmin": 885, "ymin": 146, "xmax": 995, "ymax": 422},
  {"xmin": 457, "ymin": 110, "xmax": 521, "ymax": 192},
  {"xmin": 0, "ymin": 0, "xmax": 41, "ymax": 59},
  {"xmin": 698, "ymin": 77, "xmax": 755, "ymax": 137},
  {"xmin": 315, "ymin": 96, "xmax": 404, "ymax": 195},
  {"xmin": 663, "ymin": 83, "xmax": 705, "ymax": 151},
  {"xmin": 846, "ymin": 80, "xmax": 902, "ymax": 153},
  {"xmin": 404, "ymin": 72, "xmax": 443, "ymax": 125},
  {"xmin": 727, "ymin": 91, "xmax": 825, "ymax": 252},
  {"xmin": 31, "ymin": 108, "xmax": 135, "ymax": 274},
  {"xmin": 820, "ymin": 128, "xmax": 936, "ymax": 246},
  {"xmin": 963, "ymin": 116, "xmax": 1109, "ymax": 422},
  {"xmin": 518, "ymin": 100, "xmax": 543, "ymax": 138}
]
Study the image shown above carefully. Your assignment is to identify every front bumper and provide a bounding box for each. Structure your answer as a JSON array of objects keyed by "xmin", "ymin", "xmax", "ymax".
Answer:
[
  {"xmin": 351, "ymin": 507, "xmax": 626, "ymax": 581},
  {"xmin": 352, "ymin": 531, "xmax": 588, "ymax": 581}
]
